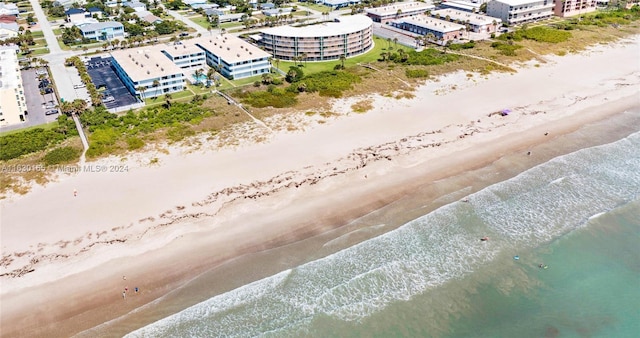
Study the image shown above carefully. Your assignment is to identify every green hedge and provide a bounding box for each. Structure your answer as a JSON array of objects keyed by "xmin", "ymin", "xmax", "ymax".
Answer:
[
  {"xmin": 43, "ymin": 146, "xmax": 81, "ymax": 165},
  {"xmin": 291, "ymin": 70, "xmax": 361, "ymax": 98},
  {"xmin": 405, "ymin": 69, "xmax": 429, "ymax": 78},
  {"xmin": 0, "ymin": 128, "xmax": 66, "ymax": 161}
]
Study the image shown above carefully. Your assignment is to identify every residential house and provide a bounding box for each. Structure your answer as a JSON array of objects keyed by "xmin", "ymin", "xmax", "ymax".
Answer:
[
  {"xmin": 65, "ymin": 8, "xmax": 87, "ymax": 23},
  {"xmin": 0, "ymin": 3, "xmax": 19, "ymax": 17},
  {"xmin": 87, "ymin": 7, "xmax": 104, "ymax": 19},
  {"xmin": 0, "ymin": 22, "xmax": 18, "ymax": 39},
  {"xmin": 105, "ymin": 0, "xmax": 118, "ymax": 8},
  {"xmin": 0, "ymin": 45, "xmax": 27, "ymax": 126},
  {"xmin": 0, "ymin": 14, "xmax": 17, "ymax": 23},
  {"xmin": 133, "ymin": 10, "xmax": 163, "ymax": 24},
  {"xmin": 486, "ymin": 0, "xmax": 554, "ymax": 25},
  {"xmin": 260, "ymin": 2, "xmax": 275, "ymax": 9},
  {"xmin": 123, "ymin": 1, "xmax": 147, "ymax": 12},
  {"xmin": 262, "ymin": 7, "xmax": 292, "ymax": 17},
  {"xmin": 78, "ymin": 21, "xmax": 125, "ymax": 41},
  {"xmin": 322, "ymin": 0, "xmax": 361, "ymax": 10}
]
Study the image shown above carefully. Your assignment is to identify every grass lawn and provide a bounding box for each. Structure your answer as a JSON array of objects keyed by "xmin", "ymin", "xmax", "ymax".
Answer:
[
  {"xmin": 57, "ymin": 40, "xmax": 71, "ymax": 50},
  {"xmin": 276, "ymin": 36, "xmax": 411, "ymax": 74},
  {"xmin": 191, "ymin": 15, "xmax": 210, "ymax": 29},
  {"xmin": 52, "ymin": 28, "xmax": 61, "ymax": 35},
  {"xmin": 230, "ymin": 74, "xmax": 270, "ymax": 87},
  {"xmin": 26, "ymin": 48, "xmax": 50, "ymax": 56},
  {"xmin": 0, "ymin": 121, "xmax": 59, "ymax": 137},
  {"xmin": 302, "ymin": 3, "xmax": 332, "ymax": 12},
  {"xmin": 220, "ymin": 21, "xmax": 242, "ymax": 29},
  {"xmin": 33, "ymin": 38, "xmax": 47, "ymax": 47},
  {"xmin": 30, "ymin": 30, "xmax": 44, "ymax": 38},
  {"xmin": 144, "ymin": 89, "xmax": 194, "ymax": 105}
]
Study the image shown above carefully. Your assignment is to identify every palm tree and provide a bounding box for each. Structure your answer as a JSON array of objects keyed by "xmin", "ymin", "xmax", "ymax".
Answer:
[
  {"xmin": 137, "ymin": 86, "xmax": 146, "ymax": 100},
  {"xmin": 274, "ymin": 58, "xmax": 280, "ymax": 70},
  {"xmin": 393, "ymin": 37, "xmax": 398, "ymax": 49},
  {"xmin": 387, "ymin": 37, "xmax": 391, "ymax": 49},
  {"xmin": 300, "ymin": 53, "xmax": 307, "ymax": 67},
  {"xmin": 206, "ymin": 67, "xmax": 215, "ymax": 87},
  {"xmin": 164, "ymin": 93, "xmax": 172, "ymax": 108},
  {"xmin": 194, "ymin": 68, "xmax": 203, "ymax": 84},
  {"xmin": 112, "ymin": 38, "xmax": 120, "ymax": 49},
  {"xmin": 339, "ymin": 54, "xmax": 346, "ymax": 69},
  {"xmin": 149, "ymin": 80, "xmax": 160, "ymax": 97}
]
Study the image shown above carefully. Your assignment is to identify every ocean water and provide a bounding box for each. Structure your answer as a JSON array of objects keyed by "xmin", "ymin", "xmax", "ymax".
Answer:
[{"xmin": 126, "ymin": 131, "xmax": 640, "ymax": 338}]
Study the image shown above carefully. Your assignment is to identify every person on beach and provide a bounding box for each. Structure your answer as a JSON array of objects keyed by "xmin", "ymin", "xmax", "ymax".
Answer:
[
  {"xmin": 73, "ymin": 189, "xmax": 77, "ymax": 197},
  {"xmin": 122, "ymin": 291, "xmax": 126, "ymax": 299},
  {"xmin": 135, "ymin": 287, "xmax": 139, "ymax": 293}
]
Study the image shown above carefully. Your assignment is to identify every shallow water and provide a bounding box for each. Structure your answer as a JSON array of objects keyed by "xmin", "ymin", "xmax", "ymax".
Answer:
[{"xmin": 126, "ymin": 129, "xmax": 640, "ymax": 337}]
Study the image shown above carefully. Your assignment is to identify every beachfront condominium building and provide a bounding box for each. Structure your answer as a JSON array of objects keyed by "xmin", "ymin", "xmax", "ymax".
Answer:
[
  {"xmin": 160, "ymin": 41, "xmax": 206, "ymax": 69},
  {"xmin": 110, "ymin": 48, "xmax": 185, "ymax": 99},
  {"xmin": 0, "ymin": 46, "xmax": 26, "ymax": 126},
  {"xmin": 553, "ymin": 0, "xmax": 597, "ymax": 17},
  {"xmin": 190, "ymin": 35, "xmax": 271, "ymax": 80},
  {"xmin": 431, "ymin": 9, "xmax": 502, "ymax": 33},
  {"xmin": 78, "ymin": 22, "xmax": 125, "ymax": 41},
  {"xmin": 439, "ymin": 0, "xmax": 484, "ymax": 13},
  {"xmin": 365, "ymin": 1, "xmax": 435, "ymax": 23},
  {"xmin": 257, "ymin": 15, "xmax": 373, "ymax": 62},
  {"xmin": 486, "ymin": 0, "xmax": 554, "ymax": 25},
  {"xmin": 390, "ymin": 15, "xmax": 467, "ymax": 43}
]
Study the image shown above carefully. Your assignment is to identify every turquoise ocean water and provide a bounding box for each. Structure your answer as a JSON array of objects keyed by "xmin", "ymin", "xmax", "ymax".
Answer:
[{"xmin": 127, "ymin": 131, "xmax": 640, "ymax": 338}]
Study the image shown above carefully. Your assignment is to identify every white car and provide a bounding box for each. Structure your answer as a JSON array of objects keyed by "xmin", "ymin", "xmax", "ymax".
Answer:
[
  {"xmin": 74, "ymin": 84, "xmax": 86, "ymax": 89},
  {"xmin": 35, "ymin": 69, "xmax": 47, "ymax": 75}
]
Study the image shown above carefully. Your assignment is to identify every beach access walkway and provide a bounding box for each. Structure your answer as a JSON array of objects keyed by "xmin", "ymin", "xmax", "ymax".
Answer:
[{"xmin": 214, "ymin": 90, "xmax": 273, "ymax": 132}]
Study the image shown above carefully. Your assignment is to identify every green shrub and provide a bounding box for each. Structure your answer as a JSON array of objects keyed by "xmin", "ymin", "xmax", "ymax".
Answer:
[
  {"xmin": 0, "ymin": 128, "xmax": 66, "ymax": 161},
  {"xmin": 285, "ymin": 66, "xmax": 304, "ymax": 83},
  {"xmin": 292, "ymin": 70, "xmax": 361, "ymax": 98},
  {"xmin": 43, "ymin": 146, "xmax": 81, "ymax": 165},
  {"xmin": 405, "ymin": 69, "xmax": 429, "ymax": 78},
  {"xmin": 518, "ymin": 26, "xmax": 571, "ymax": 43},
  {"xmin": 448, "ymin": 41, "xmax": 476, "ymax": 50},
  {"xmin": 240, "ymin": 88, "xmax": 298, "ymax": 108},
  {"xmin": 126, "ymin": 137, "xmax": 145, "ymax": 150},
  {"xmin": 491, "ymin": 42, "xmax": 523, "ymax": 56},
  {"xmin": 166, "ymin": 124, "xmax": 195, "ymax": 142},
  {"xmin": 400, "ymin": 48, "xmax": 460, "ymax": 65}
]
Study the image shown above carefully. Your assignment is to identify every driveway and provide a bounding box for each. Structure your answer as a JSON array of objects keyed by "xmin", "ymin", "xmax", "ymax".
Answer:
[{"xmin": 0, "ymin": 69, "xmax": 58, "ymax": 133}]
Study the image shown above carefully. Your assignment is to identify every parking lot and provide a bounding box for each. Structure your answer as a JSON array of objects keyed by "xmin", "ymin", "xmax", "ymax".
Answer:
[
  {"xmin": 85, "ymin": 57, "xmax": 138, "ymax": 110},
  {"xmin": 21, "ymin": 68, "xmax": 58, "ymax": 124}
]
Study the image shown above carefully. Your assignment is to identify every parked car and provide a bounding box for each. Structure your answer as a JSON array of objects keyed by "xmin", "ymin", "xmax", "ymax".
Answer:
[
  {"xmin": 44, "ymin": 102, "xmax": 56, "ymax": 109},
  {"xmin": 102, "ymin": 96, "xmax": 115, "ymax": 103},
  {"xmin": 44, "ymin": 88, "xmax": 53, "ymax": 94},
  {"xmin": 45, "ymin": 109, "xmax": 59, "ymax": 116},
  {"xmin": 28, "ymin": 22, "xmax": 37, "ymax": 26},
  {"xmin": 35, "ymin": 69, "xmax": 47, "ymax": 75},
  {"xmin": 73, "ymin": 84, "xmax": 86, "ymax": 89}
]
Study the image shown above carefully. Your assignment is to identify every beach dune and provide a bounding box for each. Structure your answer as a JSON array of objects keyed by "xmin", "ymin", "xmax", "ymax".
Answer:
[{"xmin": 1, "ymin": 35, "xmax": 639, "ymax": 337}]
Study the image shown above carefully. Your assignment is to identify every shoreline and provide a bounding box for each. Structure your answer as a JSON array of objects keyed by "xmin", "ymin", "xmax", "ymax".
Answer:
[{"xmin": 1, "ymin": 36, "xmax": 639, "ymax": 337}]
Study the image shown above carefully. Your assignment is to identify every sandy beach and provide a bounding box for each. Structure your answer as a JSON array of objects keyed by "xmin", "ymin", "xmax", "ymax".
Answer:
[{"xmin": 1, "ymin": 35, "xmax": 639, "ymax": 337}]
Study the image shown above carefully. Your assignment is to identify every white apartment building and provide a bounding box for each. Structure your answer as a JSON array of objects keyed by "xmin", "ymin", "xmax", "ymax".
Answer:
[
  {"xmin": 160, "ymin": 42, "xmax": 206, "ymax": 69},
  {"xmin": 0, "ymin": 46, "xmax": 26, "ymax": 126},
  {"xmin": 192, "ymin": 35, "xmax": 271, "ymax": 80},
  {"xmin": 110, "ymin": 48, "xmax": 185, "ymax": 99},
  {"xmin": 554, "ymin": 0, "xmax": 597, "ymax": 17},
  {"xmin": 486, "ymin": 0, "xmax": 554, "ymax": 25},
  {"xmin": 258, "ymin": 15, "xmax": 373, "ymax": 61}
]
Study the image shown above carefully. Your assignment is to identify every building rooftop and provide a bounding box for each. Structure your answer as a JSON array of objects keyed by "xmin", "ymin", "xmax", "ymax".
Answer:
[
  {"xmin": 365, "ymin": 1, "xmax": 434, "ymax": 16},
  {"xmin": 189, "ymin": 35, "xmax": 271, "ymax": 64},
  {"xmin": 0, "ymin": 22, "xmax": 18, "ymax": 31},
  {"xmin": 394, "ymin": 15, "xmax": 466, "ymax": 33},
  {"xmin": 440, "ymin": 0, "xmax": 479, "ymax": 11},
  {"xmin": 162, "ymin": 41, "xmax": 205, "ymax": 59},
  {"xmin": 65, "ymin": 8, "xmax": 85, "ymax": 15},
  {"xmin": 0, "ymin": 46, "xmax": 20, "ymax": 89},
  {"xmin": 110, "ymin": 47, "xmax": 183, "ymax": 83},
  {"xmin": 491, "ymin": 0, "xmax": 548, "ymax": 6},
  {"xmin": 78, "ymin": 21, "xmax": 123, "ymax": 32},
  {"xmin": 432, "ymin": 8, "xmax": 502, "ymax": 25},
  {"xmin": 260, "ymin": 15, "xmax": 372, "ymax": 38}
]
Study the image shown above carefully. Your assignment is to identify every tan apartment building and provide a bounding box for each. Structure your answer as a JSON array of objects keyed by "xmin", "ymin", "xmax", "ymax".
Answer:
[
  {"xmin": 257, "ymin": 15, "xmax": 373, "ymax": 62},
  {"xmin": 0, "ymin": 46, "xmax": 26, "ymax": 126},
  {"xmin": 431, "ymin": 9, "xmax": 502, "ymax": 33},
  {"xmin": 554, "ymin": 0, "xmax": 597, "ymax": 17},
  {"xmin": 391, "ymin": 15, "xmax": 467, "ymax": 43}
]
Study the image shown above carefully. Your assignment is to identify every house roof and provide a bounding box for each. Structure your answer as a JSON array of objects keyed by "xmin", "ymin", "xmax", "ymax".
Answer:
[
  {"xmin": 65, "ymin": 8, "xmax": 85, "ymax": 15},
  {"xmin": 87, "ymin": 7, "xmax": 102, "ymax": 12},
  {"xmin": 0, "ymin": 22, "xmax": 19, "ymax": 31},
  {"xmin": 78, "ymin": 21, "xmax": 123, "ymax": 32},
  {"xmin": 0, "ymin": 14, "xmax": 17, "ymax": 23},
  {"xmin": 110, "ymin": 47, "xmax": 183, "ymax": 82}
]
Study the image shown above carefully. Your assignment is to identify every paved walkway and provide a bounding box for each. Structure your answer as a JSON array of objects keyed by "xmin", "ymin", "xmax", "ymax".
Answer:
[{"xmin": 167, "ymin": 10, "xmax": 207, "ymax": 34}]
